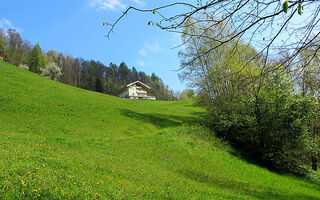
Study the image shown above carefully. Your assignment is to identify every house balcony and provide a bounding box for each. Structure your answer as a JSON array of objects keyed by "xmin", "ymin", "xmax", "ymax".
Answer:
[
  {"xmin": 145, "ymin": 96, "xmax": 156, "ymax": 100},
  {"xmin": 136, "ymin": 90, "xmax": 147, "ymax": 94},
  {"xmin": 127, "ymin": 94, "xmax": 156, "ymax": 100}
]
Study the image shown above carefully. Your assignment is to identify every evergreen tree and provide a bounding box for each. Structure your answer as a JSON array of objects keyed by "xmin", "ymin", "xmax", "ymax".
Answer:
[
  {"xmin": 29, "ymin": 44, "xmax": 45, "ymax": 73},
  {"xmin": 138, "ymin": 71, "xmax": 149, "ymax": 84},
  {"xmin": 151, "ymin": 73, "xmax": 159, "ymax": 82},
  {"xmin": 131, "ymin": 67, "xmax": 138, "ymax": 82},
  {"xmin": 118, "ymin": 62, "xmax": 131, "ymax": 84},
  {"xmin": 95, "ymin": 76, "xmax": 104, "ymax": 93}
]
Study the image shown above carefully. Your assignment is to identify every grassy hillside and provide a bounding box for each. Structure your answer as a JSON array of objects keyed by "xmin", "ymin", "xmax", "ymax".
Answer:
[{"xmin": 0, "ymin": 61, "xmax": 319, "ymax": 199}]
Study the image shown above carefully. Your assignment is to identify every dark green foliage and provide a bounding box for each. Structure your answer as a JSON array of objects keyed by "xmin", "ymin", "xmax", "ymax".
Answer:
[
  {"xmin": 28, "ymin": 44, "xmax": 45, "ymax": 73},
  {"xmin": 148, "ymin": 73, "xmax": 178, "ymax": 101},
  {"xmin": 131, "ymin": 66, "xmax": 138, "ymax": 82},
  {"xmin": 210, "ymin": 70, "xmax": 316, "ymax": 175},
  {"xmin": 0, "ymin": 30, "xmax": 7, "ymax": 60},
  {"xmin": 95, "ymin": 76, "xmax": 104, "ymax": 92},
  {"xmin": 118, "ymin": 62, "xmax": 131, "ymax": 83},
  {"xmin": 0, "ymin": 37, "xmax": 6, "ymax": 59},
  {"xmin": 180, "ymin": 89, "xmax": 196, "ymax": 100},
  {"xmin": 151, "ymin": 72, "xmax": 159, "ymax": 82},
  {"xmin": 179, "ymin": 17, "xmax": 319, "ymax": 176},
  {"xmin": 283, "ymin": 1, "xmax": 289, "ymax": 13}
]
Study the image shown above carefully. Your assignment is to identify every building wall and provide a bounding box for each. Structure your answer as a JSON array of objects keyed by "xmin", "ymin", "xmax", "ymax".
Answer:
[{"xmin": 128, "ymin": 85, "xmax": 137, "ymax": 96}]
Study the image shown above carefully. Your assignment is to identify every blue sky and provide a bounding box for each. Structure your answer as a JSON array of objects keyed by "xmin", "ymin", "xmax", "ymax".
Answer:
[{"xmin": 0, "ymin": 0, "xmax": 187, "ymax": 91}]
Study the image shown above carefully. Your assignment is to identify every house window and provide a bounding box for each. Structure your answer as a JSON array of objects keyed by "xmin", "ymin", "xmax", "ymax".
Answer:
[{"xmin": 132, "ymin": 93, "xmax": 134, "ymax": 95}]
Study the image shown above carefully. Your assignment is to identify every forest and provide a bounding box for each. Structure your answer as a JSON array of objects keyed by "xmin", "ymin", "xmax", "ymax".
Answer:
[{"xmin": 0, "ymin": 28, "xmax": 178, "ymax": 101}]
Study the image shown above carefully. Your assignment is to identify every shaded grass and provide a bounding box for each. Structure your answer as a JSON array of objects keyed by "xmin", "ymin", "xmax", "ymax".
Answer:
[{"xmin": 0, "ymin": 61, "xmax": 319, "ymax": 199}]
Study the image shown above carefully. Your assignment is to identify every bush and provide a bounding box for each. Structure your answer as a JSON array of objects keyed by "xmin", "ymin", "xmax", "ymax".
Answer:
[
  {"xmin": 209, "ymin": 70, "xmax": 316, "ymax": 175},
  {"xmin": 18, "ymin": 64, "xmax": 29, "ymax": 70}
]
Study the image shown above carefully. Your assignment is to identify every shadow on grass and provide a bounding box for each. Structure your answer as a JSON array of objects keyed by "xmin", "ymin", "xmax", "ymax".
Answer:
[
  {"xmin": 178, "ymin": 169, "xmax": 320, "ymax": 199},
  {"xmin": 119, "ymin": 109, "xmax": 202, "ymax": 128},
  {"xmin": 228, "ymin": 145, "xmax": 320, "ymax": 188}
]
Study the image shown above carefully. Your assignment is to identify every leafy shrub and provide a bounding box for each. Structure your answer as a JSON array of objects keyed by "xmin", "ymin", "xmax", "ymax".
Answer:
[
  {"xmin": 18, "ymin": 64, "xmax": 29, "ymax": 70},
  {"xmin": 209, "ymin": 70, "xmax": 316, "ymax": 175},
  {"xmin": 40, "ymin": 62, "xmax": 62, "ymax": 80}
]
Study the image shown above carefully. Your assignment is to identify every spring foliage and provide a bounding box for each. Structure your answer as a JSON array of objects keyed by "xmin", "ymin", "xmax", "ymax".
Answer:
[{"xmin": 179, "ymin": 17, "xmax": 319, "ymax": 175}]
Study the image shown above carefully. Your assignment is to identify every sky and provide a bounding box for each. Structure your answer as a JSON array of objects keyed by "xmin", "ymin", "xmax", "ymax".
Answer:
[{"xmin": 0, "ymin": 0, "xmax": 187, "ymax": 91}]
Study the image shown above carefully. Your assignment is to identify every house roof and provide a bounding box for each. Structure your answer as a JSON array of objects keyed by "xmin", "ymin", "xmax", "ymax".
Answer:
[
  {"xmin": 126, "ymin": 81, "xmax": 150, "ymax": 89},
  {"xmin": 119, "ymin": 81, "xmax": 151, "ymax": 93}
]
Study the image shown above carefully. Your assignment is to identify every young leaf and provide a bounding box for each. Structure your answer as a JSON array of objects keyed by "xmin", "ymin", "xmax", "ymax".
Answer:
[
  {"xmin": 283, "ymin": 1, "xmax": 288, "ymax": 13},
  {"xmin": 298, "ymin": 3, "xmax": 303, "ymax": 15}
]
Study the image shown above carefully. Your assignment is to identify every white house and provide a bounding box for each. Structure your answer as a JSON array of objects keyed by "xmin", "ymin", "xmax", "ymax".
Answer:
[{"xmin": 119, "ymin": 81, "xmax": 156, "ymax": 100}]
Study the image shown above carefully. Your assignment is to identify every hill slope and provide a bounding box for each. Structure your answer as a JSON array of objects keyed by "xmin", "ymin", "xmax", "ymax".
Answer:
[{"xmin": 0, "ymin": 61, "xmax": 319, "ymax": 199}]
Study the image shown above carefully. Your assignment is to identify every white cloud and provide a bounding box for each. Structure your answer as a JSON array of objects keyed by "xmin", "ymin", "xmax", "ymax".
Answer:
[
  {"xmin": 89, "ymin": 0, "xmax": 125, "ymax": 10},
  {"xmin": 139, "ymin": 49, "xmax": 146, "ymax": 56},
  {"xmin": 145, "ymin": 42, "xmax": 164, "ymax": 53},
  {"xmin": 89, "ymin": 0, "xmax": 144, "ymax": 10},
  {"xmin": 0, "ymin": 18, "xmax": 23, "ymax": 32},
  {"xmin": 137, "ymin": 42, "xmax": 164, "ymax": 62},
  {"xmin": 129, "ymin": 0, "xmax": 144, "ymax": 5},
  {"xmin": 137, "ymin": 60, "xmax": 145, "ymax": 67}
]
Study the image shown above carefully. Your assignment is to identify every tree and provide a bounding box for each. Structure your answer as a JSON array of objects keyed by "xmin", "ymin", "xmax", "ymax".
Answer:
[
  {"xmin": 118, "ymin": 62, "xmax": 131, "ymax": 84},
  {"xmin": 40, "ymin": 62, "xmax": 62, "ymax": 80},
  {"xmin": 7, "ymin": 29, "xmax": 23, "ymax": 66},
  {"xmin": 95, "ymin": 76, "xmax": 104, "ymax": 93},
  {"xmin": 295, "ymin": 48, "xmax": 320, "ymax": 171},
  {"xmin": 62, "ymin": 55, "xmax": 75, "ymax": 85},
  {"xmin": 47, "ymin": 50, "xmax": 58, "ymax": 63},
  {"xmin": 73, "ymin": 58, "xmax": 82, "ymax": 87},
  {"xmin": 138, "ymin": 71, "xmax": 149, "ymax": 84},
  {"xmin": 106, "ymin": 1, "xmax": 320, "ymax": 75},
  {"xmin": 0, "ymin": 29, "xmax": 7, "ymax": 60},
  {"xmin": 180, "ymin": 89, "xmax": 196, "ymax": 101},
  {"xmin": 151, "ymin": 73, "xmax": 159, "ymax": 82},
  {"xmin": 131, "ymin": 67, "xmax": 138, "ymax": 82},
  {"xmin": 106, "ymin": 63, "xmax": 119, "ymax": 82},
  {"xmin": 176, "ymin": 17, "xmax": 317, "ymax": 175},
  {"xmin": 29, "ymin": 44, "xmax": 46, "ymax": 73},
  {"xmin": 20, "ymin": 40, "xmax": 32, "ymax": 65}
]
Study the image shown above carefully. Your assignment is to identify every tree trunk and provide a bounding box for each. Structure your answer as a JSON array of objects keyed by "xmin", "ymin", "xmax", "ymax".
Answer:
[
  {"xmin": 312, "ymin": 155, "xmax": 317, "ymax": 171},
  {"xmin": 312, "ymin": 127, "xmax": 317, "ymax": 171}
]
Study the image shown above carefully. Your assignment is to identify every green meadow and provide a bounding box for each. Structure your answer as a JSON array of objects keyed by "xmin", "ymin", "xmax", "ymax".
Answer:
[{"xmin": 0, "ymin": 60, "xmax": 319, "ymax": 199}]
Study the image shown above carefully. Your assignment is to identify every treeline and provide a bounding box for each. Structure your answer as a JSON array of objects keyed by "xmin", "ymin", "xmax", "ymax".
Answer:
[
  {"xmin": 0, "ymin": 28, "xmax": 177, "ymax": 100},
  {"xmin": 180, "ymin": 18, "xmax": 320, "ymax": 177}
]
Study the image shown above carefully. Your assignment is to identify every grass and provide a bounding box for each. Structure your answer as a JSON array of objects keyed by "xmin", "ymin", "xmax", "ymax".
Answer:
[{"xmin": 0, "ymin": 60, "xmax": 319, "ymax": 199}]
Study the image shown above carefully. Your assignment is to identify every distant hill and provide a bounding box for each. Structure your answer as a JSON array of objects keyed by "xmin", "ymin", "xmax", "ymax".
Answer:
[{"xmin": 0, "ymin": 61, "xmax": 319, "ymax": 199}]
